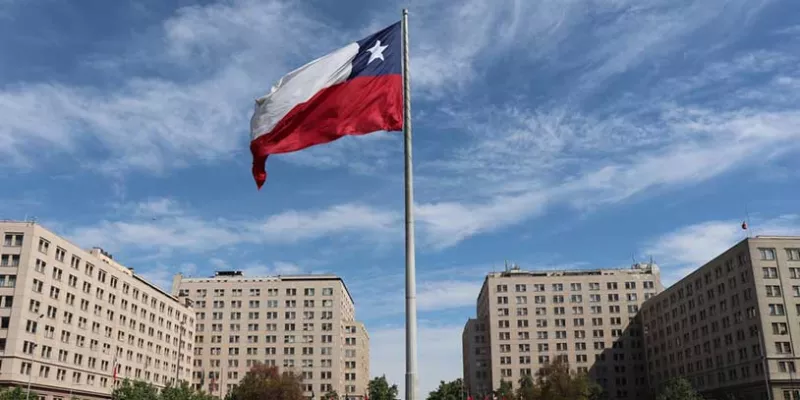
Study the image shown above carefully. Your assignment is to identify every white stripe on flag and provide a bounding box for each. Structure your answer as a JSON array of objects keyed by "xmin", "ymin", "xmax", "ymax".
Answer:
[{"xmin": 250, "ymin": 42, "xmax": 359, "ymax": 141}]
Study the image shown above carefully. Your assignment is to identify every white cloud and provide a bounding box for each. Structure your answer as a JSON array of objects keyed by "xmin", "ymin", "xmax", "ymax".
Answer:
[
  {"xmin": 411, "ymin": 42, "xmax": 800, "ymax": 248},
  {"xmin": 417, "ymin": 192, "xmax": 549, "ymax": 249},
  {"xmin": 369, "ymin": 323, "xmax": 465, "ymax": 400},
  {"xmin": 0, "ymin": 0, "xmax": 335, "ymax": 174},
  {"xmin": 241, "ymin": 261, "xmax": 305, "ymax": 277},
  {"xmin": 66, "ymin": 198, "xmax": 399, "ymax": 253},
  {"xmin": 353, "ymin": 278, "xmax": 483, "ymax": 319},
  {"xmin": 129, "ymin": 198, "xmax": 184, "ymax": 217},
  {"xmin": 137, "ymin": 262, "xmax": 198, "ymax": 292},
  {"xmin": 645, "ymin": 214, "xmax": 800, "ymax": 286},
  {"xmin": 417, "ymin": 280, "xmax": 482, "ymax": 312}
]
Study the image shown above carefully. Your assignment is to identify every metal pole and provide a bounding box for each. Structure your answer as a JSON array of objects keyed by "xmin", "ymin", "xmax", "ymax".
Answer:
[{"xmin": 401, "ymin": 8, "xmax": 419, "ymax": 400}]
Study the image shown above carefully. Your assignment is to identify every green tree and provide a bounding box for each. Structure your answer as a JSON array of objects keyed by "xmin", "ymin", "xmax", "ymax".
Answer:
[
  {"xmin": 160, "ymin": 381, "xmax": 216, "ymax": 400},
  {"xmin": 586, "ymin": 381, "xmax": 607, "ymax": 400},
  {"xmin": 0, "ymin": 387, "xmax": 35, "ymax": 400},
  {"xmin": 426, "ymin": 379, "xmax": 465, "ymax": 400},
  {"xmin": 323, "ymin": 391, "xmax": 340, "ymax": 400},
  {"xmin": 509, "ymin": 359, "xmax": 603, "ymax": 400},
  {"xmin": 656, "ymin": 378, "xmax": 703, "ymax": 400},
  {"xmin": 112, "ymin": 379, "xmax": 159, "ymax": 400},
  {"xmin": 494, "ymin": 380, "xmax": 513, "ymax": 400},
  {"xmin": 368, "ymin": 375, "xmax": 399, "ymax": 400},
  {"xmin": 226, "ymin": 364, "xmax": 304, "ymax": 400},
  {"xmin": 515, "ymin": 374, "xmax": 535, "ymax": 400}
]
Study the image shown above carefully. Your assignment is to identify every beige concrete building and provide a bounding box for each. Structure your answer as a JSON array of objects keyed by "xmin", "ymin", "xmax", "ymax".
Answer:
[
  {"xmin": 0, "ymin": 221, "xmax": 194, "ymax": 400},
  {"xmin": 641, "ymin": 236, "xmax": 800, "ymax": 400},
  {"xmin": 172, "ymin": 271, "xmax": 369, "ymax": 400},
  {"xmin": 463, "ymin": 263, "xmax": 663, "ymax": 399}
]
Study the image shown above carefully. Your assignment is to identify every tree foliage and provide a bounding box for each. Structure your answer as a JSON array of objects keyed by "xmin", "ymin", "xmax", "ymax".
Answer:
[
  {"xmin": 226, "ymin": 364, "xmax": 304, "ymax": 400},
  {"xmin": 656, "ymin": 378, "xmax": 703, "ymax": 400},
  {"xmin": 160, "ymin": 381, "xmax": 216, "ymax": 400},
  {"xmin": 322, "ymin": 391, "xmax": 340, "ymax": 400},
  {"xmin": 510, "ymin": 359, "xmax": 605, "ymax": 400},
  {"xmin": 369, "ymin": 375, "xmax": 399, "ymax": 400},
  {"xmin": 112, "ymin": 379, "xmax": 160, "ymax": 400},
  {"xmin": 0, "ymin": 387, "xmax": 34, "ymax": 400},
  {"xmin": 426, "ymin": 379, "xmax": 465, "ymax": 400},
  {"xmin": 112, "ymin": 379, "xmax": 215, "ymax": 400},
  {"xmin": 495, "ymin": 380, "xmax": 514, "ymax": 400}
]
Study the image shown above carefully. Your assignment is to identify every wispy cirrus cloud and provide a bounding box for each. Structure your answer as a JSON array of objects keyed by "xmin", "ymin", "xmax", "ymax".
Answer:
[
  {"xmin": 0, "ymin": 0, "xmax": 336, "ymax": 174},
  {"xmin": 66, "ymin": 198, "xmax": 399, "ymax": 254}
]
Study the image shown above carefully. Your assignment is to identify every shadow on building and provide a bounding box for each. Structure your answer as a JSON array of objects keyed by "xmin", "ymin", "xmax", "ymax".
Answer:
[{"xmin": 589, "ymin": 315, "xmax": 652, "ymax": 400}]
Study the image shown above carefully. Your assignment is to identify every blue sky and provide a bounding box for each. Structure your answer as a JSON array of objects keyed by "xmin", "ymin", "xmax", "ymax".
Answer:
[{"xmin": 2, "ymin": 0, "xmax": 800, "ymax": 397}]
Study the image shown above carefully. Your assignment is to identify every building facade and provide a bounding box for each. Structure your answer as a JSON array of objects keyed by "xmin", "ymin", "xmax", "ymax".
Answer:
[
  {"xmin": 462, "ymin": 263, "xmax": 663, "ymax": 399},
  {"xmin": 0, "ymin": 221, "xmax": 194, "ymax": 400},
  {"xmin": 172, "ymin": 271, "xmax": 369, "ymax": 399},
  {"xmin": 641, "ymin": 236, "xmax": 800, "ymax": 400}
]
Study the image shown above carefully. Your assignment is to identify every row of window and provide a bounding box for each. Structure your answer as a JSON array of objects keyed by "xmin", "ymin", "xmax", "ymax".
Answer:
[
  {"xmin": 28, "ymin": 298, "xmax": 190, "ymax": 351},
  {"xmin": 496, "ymin": 292, "xmax": 649, "ymax": 305},
  {"xmin": 496, "ymin": 328, "xmax": 642, "ymax": 341},
  {"xmin": 24, "ymin": 233, "xmax": 192, "ymax": 324},
  {"xmin": 185, "ymin": 287, "xmax": 336, "ymax": 297},
  {"xmin": 196, "ymin": 311, "xmax": 335, "ymax": 326},
  {"xmin": 194, "ymin": 299, "xmax": 336, "ymax": 309},
  {"xmin": 193, "ymin": 334, "xmax": 357, "ymax": 345},
  {"xmin": 496, "ymin": 281, "xmax": 656, "ymax": 293}
]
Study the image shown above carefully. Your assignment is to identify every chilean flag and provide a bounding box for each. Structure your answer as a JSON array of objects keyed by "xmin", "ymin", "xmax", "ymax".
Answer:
[{"xmin": 249, "ymin": 22, "xmax": 403, "ymax": 189}]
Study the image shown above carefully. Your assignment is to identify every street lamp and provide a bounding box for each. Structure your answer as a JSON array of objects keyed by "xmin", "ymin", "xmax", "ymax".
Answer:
[{"xmin": 26, "ymin": 313, "xmax": 44, "ymax": 400}]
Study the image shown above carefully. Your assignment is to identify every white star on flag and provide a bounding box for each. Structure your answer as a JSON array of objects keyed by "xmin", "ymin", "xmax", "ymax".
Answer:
[{"xmin": 366, "ymin": 40, "xmax": 387, "ymax": 64}]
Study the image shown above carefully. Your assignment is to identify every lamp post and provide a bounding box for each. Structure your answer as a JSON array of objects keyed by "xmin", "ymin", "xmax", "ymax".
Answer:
[{"xmin": 26, "ymin": 313, "xmax": 44, "ymax": 400}]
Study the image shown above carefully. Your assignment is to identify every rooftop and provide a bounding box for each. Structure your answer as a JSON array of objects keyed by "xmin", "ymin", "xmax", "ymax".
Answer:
[
  {"xmin": 487, "ymin": 262, "xmax": 659, "ymax": 279},
  {"xmin": 0, "ymin": 220, "xmax": 186, "ymax": 307},
  {"xmin": 176, "ymin": 271, "xmax": 356, "ymax": 304}
]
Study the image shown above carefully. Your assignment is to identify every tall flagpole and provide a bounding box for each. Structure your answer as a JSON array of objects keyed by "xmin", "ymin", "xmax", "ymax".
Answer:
[{"xmin": 401, "ymin": 8, "xmax": 419, "ymax": 400}]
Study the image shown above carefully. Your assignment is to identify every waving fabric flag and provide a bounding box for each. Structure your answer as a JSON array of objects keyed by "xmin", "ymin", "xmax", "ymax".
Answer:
[{"xmin": 249, "ymin": 22, "xmax": 403, "ymax": 188}]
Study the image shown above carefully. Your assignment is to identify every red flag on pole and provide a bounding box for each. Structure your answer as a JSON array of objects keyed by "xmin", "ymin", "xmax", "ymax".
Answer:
[
  {"xmin": 249, "ymin": 22, "xmax": 402, "ymax": 189},
  {"xmin": 742, "ymin": 221, "xmax": 748, "ymax": 230}
]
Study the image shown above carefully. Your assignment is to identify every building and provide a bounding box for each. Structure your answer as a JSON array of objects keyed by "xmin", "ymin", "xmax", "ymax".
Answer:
[
  {"xmin": 0, "ymin": 221, "xmax": 194, "ymax": 400},
  {"xmin": 462, "ymin": 263, "xmax": 663, "ymax": 399},
  {"xmin": 172, "ymin": 271, "xmax": 369, "ymax": 399},
  {"xmin": 641, "ymin": 236, "xmax": 800, "ymax": 400}
]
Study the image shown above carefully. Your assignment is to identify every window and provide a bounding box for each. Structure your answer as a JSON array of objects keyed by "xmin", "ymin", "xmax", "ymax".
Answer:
[
  {"xmin": 0, "ymin": 275, "xmax": 15, "ymax": 288},
  {"xmin": 38, "ymin": 239, "xmax": 50, "ymax": 254},
  {"xmin": 763, "ymin": 268, "xmax": 778, "ymax": 278},
  {"xmin": 760, "ymin": 248, "xmax": 776, "ymax": 261},
  {"xmin": 3, "ymin": 233, "xmax": 23, "ymax": 247},
  {"xmin": 769, "ymin": 304, "xmax": 786, "ymax": 316},
  {"xmin": 55, "ymin": 247, "xmax": 66, "ymax": 262},
  {"xmin": 766, "ymin": 285, "xmax": 782, "ymax": 297},
  {"xmin": 788, "ymin": 249, "xmax": 800, "ymax": 261},
  {"xmin": 0, "ymin": 254, "xmax": 20, "ymax": 267}
]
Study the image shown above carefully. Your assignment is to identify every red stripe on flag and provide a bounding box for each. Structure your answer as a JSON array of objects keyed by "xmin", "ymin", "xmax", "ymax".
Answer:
[{"xmin": 250, "ymin": 74, "xmax": 403, "ymax": 188}]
